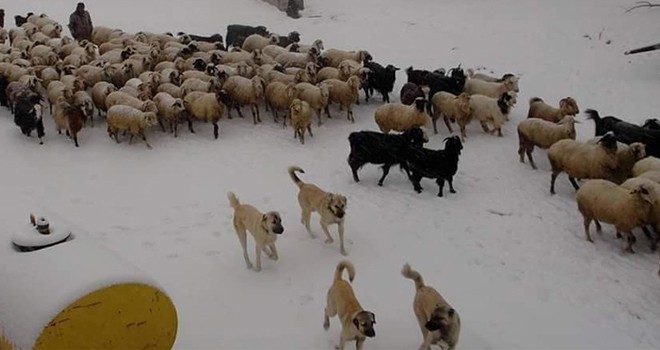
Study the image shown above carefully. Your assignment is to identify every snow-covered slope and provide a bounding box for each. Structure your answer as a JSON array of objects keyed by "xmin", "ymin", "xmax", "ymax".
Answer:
[{"xmin": 1, "ymin": 0, "xmax": 660, "ymax": 349}]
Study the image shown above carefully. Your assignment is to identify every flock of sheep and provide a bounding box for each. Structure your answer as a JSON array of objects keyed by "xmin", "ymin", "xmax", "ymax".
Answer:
[{"xmin": 3, "ymin": 8, "xmax": 660, "ymax": 349}]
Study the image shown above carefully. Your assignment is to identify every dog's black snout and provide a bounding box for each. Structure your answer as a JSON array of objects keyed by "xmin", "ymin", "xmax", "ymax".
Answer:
[
  {"xmin": 425, "ymin": 320, "xmax": 441, "ymax": 331},
  {"xmin": 336, "ymin": 210, "xmax": 345, "ymax": 218},
  {"xmin": 274, "ymin": 226, "xmax": 284, "ymax": 234},
  {"xmin": 364, "ymin": 329, "xmax": 375, "ymax": 337}
]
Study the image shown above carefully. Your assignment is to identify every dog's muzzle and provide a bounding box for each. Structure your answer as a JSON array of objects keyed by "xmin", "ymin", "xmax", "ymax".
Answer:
[
  {"xmin": 364, "ymin": 328, "xmax": 375, "ymax": 338},
  {"xmin": 273, "ymin": 226, "xmax": 284, "ymax": 234}
]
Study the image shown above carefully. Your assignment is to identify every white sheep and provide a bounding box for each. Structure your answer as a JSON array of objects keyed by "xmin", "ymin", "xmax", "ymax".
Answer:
[
  {"xmin": 180, "ymin": 77, "xmax": 222, "ymax": 96},
  {"xmin": 183, "ymin": 91, "xmax": 227, "ymax": 139},
  {"xmin": 221, "ymin": 75, "xmax": 266, "ymax": 123},
  {"xmin": 264, "ymin": 69, "xmax": 309, "ymax": 85},
  {"xmin": 320, "ymin": 49, "xmax": 371, "ymax": 68},
  {"xmin": 547, "ymin": 133, "xmax": 619, "ymax": 194},
  {"xmin": 374, "ymin": 98, "xmax": 430, "ymax": 133},
  {"xmin": 290, "ymin": 98, "xmax": 313, "ymax": 145},
  {"xmin": 620, "ymin": 177, "xmax": 660, "ymax": 251},
  {"xmin": 638, "ymin": 171, "xmax": 660, "ymax": 184},
  {"xmin": 463, "ymin": 91, "xmax": 517, "ymax": 140},
  {"xmin": 464, "ymin": 75, "xmax": 520, "ymax": 98},
  {"xmin": 106, "ymin": 105, "xmax": 158, "ymax": 148},
  {"xmin": 576, "ymin": 179, "xmax": 655, "ymax": 253},
  {"xmin": 241, "ymin": 34, "xmax": 278, "ymax": 53},
  {"xmin": 274, "ymin": 49, "xmax": 319, "ymax": 69},
  {"xmin": 75, "ymin": 64, "xmax": 115, "ymax": 87},
  {"xmin": 316, "ymin": 66, "xmax": 340, "ymax": 82},
  {"xmin": 289, "ymin": 82, "xmax": 330, "ymax": 126},
  {"xmin": 73, "ymin": 90, "xmax": 95, "ymax": 127},
  {"xmin": 526, "ymin": 97, "xmax": 579, "ymax": 123},
  {"xmin": 40, "ymin": 23, "xmax": 63, "ymax": 38},
  {"xmin": 91, "ymin": 81, "xmax": 117, "ymax": 117},
  {"xmin": 632, "ymin": 157, "xmax": 660, "ymax": 177},
  {"xmin": 323, "ymin": 76, "xmax": 361, "ymax": 122},
  {"xmin": 262, "ymin": 44, "xmax": 294, "ymax": 58},
  {"xmin": 586, "ymin": 138, "xmax": 646, "ymax": 183},
  {"xmin": 294, "ymin": 39, "xmax": 324, "ymax": 54},
  {"xmin": 157, "ymin": 83, "xmax": 184, "ymax": 99},
  {"xmin": 430, "ymin": 91, "xmax": 472, "ymax": 135},
  {"xmin": 60, "ymin": 75, "xmax": 86, "ymax": 93},
  {"xmin": 46, "ymin": 81, "xmax": 73, "ymax": 114},
  {"xmin": 153, "ymin": 92, "xmax": 186, "ymax": 137},
  {"xmin": 517, "ymin": 115, "xmax": 577, "ymax": 169},
  {"xmin": 265, "ymin": 81, "xmax": 295, "ymax": 125},
  {"xmin": 104, "ymin": 91, "xmax": 158, "ymax": 115}
]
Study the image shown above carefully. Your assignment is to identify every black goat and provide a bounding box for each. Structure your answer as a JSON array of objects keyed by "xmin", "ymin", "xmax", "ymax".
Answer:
[
  {"xmin": 276, "ymin": 31, "xmax": 301, "ymax": 48},
  {"xmin": 226, "ymin": 24, "xmax": 269, "ymax": 48},
  {"xmin": 14, "ymin": 94, "xmax": 44, "ymax": 144},
  {"xmin": 14, "ymin": 12, "xmax": 33, "ymax": 27},
  {"xmin": 428, "ymin": 66, "xmax": 466, "ymax": 100},
  {"xmin": 0, "ymin": 74, "xmax": 9, "ymax": 107},
  {"xmin": 363, "ymin": 61, "xmax": 399, "ymax": 103},
  {"xmin": 406, "ymin": 136, "xmax": 464, "ymax": 197},
  {"xmin": 585, "ymin": 109, "xmax": 660, "ymax": 158},
  {"xmin": 178, "ymin": 32, "xmax": 224, "ymax": 44},
  {"xmin": 348, "ymin": 127, "xmax": 428, "ymax": 186},
  {"xmin": 643, "ymin": 118, "xmax": 660, "ymax": 130},
  {"xmin": 405, "ymin": 66, "xmax": 432, "ymax": 86}
]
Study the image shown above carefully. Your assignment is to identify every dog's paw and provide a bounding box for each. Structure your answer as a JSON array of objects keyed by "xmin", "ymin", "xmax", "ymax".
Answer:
[
  {"xmin": 340, "ymin": 249, "xmax": 348, "ymax": 256},
  {"xmin": 325, "ymin": 238, "xmax": 334, "ymax": 244}
]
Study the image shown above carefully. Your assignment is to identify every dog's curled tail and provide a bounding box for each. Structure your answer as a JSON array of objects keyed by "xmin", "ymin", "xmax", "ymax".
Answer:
[
  {"xmin": 334, "ymin": 260, "xmax": 355, "ymax": 283},
  {"xmin": 288, "ymin": 165, "xmax": 305, "ymax": 188},
  {"xmin": 227, "ymin": 192, "xmax": 240, "ymax": 209},
  {"xmin": 401, "ymin": 263, "xmax": 425, "ymax": 290}
]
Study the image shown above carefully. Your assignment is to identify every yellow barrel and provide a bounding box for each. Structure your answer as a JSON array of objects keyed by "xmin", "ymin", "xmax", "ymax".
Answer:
[{"xmin": 0, "ymin": 227, "xmax": 177, "ymax": 350}]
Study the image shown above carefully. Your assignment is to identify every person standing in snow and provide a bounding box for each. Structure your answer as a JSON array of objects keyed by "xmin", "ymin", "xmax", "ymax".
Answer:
[{"xmin": 68, "ymin": 2, "xmax": 93, "ymax": 41}]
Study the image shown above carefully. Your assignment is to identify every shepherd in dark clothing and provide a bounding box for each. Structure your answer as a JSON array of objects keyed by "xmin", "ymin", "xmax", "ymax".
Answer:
[{"xmin": 68, "ymin": 2, "xmax": 93, "ymax": 41}]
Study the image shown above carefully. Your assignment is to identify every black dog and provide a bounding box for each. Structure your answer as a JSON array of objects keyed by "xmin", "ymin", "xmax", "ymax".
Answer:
[
  {"xmin": 406, "ymin": 136, "xmax": 463, "ymax": 197},
  {"xmin": 348, "ymin": 127, "xmax": 428, "ymax": 186}
]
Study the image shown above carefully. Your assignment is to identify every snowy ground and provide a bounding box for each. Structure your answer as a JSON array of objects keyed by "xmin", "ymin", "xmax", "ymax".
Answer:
[{"xmin": 1, "ymin": 0, "xmax": 660, "ymax": 349}]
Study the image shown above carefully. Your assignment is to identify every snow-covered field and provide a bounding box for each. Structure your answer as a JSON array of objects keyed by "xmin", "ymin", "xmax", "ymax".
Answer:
[{"xmin": 1, "ymin": 0, "xmax": 660, "ymax": 349}]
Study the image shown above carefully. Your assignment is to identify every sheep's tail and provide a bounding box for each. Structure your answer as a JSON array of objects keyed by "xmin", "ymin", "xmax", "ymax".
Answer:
[
  {"xmin": 334, "ymin": 260, "xmax": 355, "ymax": 283},
  {"xmin": 227, "ymin": 192, "xmax": 240, "ymax": 209},
  {"xmin": 584, "ymin": 108, "xmax": 601, "ymax": 122},
  {"xmin": 529, "ymin": 97, "xmax": 544, "ymax": 105},
  {"xmin": 288, "ymin": 165, "xmax": 305, "ymax": 188},
  {"xmin": 401, "ymin": 263, "xmax": 425, "ymax": 290}
]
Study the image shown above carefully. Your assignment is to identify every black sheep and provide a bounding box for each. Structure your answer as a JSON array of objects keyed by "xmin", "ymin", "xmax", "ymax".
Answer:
[
  {"xmin": 14, "ymin": 94, "xmax": 45, "ymax": 144},
  {"xmin": 276, "ymin": 31, "xmax": 301, "ymax": 48},
  {"xmin": 405, "ymin": 66, "xmax": 432, "ymax": 86},
  {"xmin": 226, "ymin": 24, "xmax": 269, "ymax": 48},
  {"xmin": 178, "ymin": 32, "xmax": 224, "ymax": 44},
  {"xmin": 399, "ymin": 82, "xmax": 425, "ymax": 105},
  {"xmin": 348, "ymin": 127, "xmax": 428, "ymax": 186},
  {"xmin": 585, "ymin": 109, "xmax": 660, "ymax": 158},
  {"xmin": 0, "ymin": 74, "xmax": 9, "ymax": 107},
  {"xmin": 406, "ymin": 136, "xmax": 464, "ymax": 197},
  {"xmin": 643, "ymin": 118, "xmax": 660, "ymax": 130},
  {"xmin": 363, "ymin": 61, "xmax": 399, "ymax": 103},
  {"xmin": 14, "ymin": 12, "xmax": 33, "ymax": 27},
  {"xmin": 427, "ymin": 66, "xmax": 466, "ymax": 100}
]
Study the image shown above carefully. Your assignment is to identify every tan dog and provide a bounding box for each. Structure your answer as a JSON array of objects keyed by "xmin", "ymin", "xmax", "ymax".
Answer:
[
  {"xmin": 402, "ymin": 263, "xmax": 460, "ymax": 350},
  {"xmin": 288, "ymin": 165, "xmax": 348, "ymax": 255},
  {"xmin": 227, "ymin": 192, "xmax": 284, "ymax": 272},
  {"xmin": 324, "ymin": 260, "xmax": 376, "ymax": 350}
]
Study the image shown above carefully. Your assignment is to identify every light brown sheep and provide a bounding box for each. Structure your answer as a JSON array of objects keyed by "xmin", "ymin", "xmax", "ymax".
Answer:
[
  {"xmin": 323, "ymin": 76, "xmax": 361, "ymax": 122},
  {"xmin": 320, "ymin": 49, "xmax": 371, "ymax": 68},
  {"xmin": 586, "ymin": 138, "xmax": 646, "ymax": 183},
  {"xmin": 374, "ymin": 98, "xmax": 429, "ymax": 134},
  {"xmin": 91, "ymin": 81, "xmax": 117, "ymax": 117},
  {"xmin": 104, "ymin": 91, "xmax": 158, "ymax": 115},
  {"xmin": 517, "ymin": 115, "xmax": 577, "ymax": 169},
  {"xmin": 463, "ymin": 91, "xmax": 517, "ymax": 140},
  {"xmin": 73, "ymin": 90, "xmax": 95, "ymax": 127},
  {"xmin": 46, "ymin": 81, "xmax": 74, "ymax": 114},
  {"xmin": 157, "ymin": 83, "xmax": 183, "ymax": 99},
  {"xmin": 290, "ymin": 82, "xmax": 330, "ymax": 126},
  {"xmin": 183, "ymin": 91, "xmax": 228, "ymax": 139},
  {"xmin": 547, "ymin": 133, "xmax": 619, "ymax": 194},
  {"xmin": 464, "ymin": 75, "xmax": 520, "ymax": 98},
  {"xmin": 241, "ymin": 34, "xmax": 278, "ymax": 53},
  {"xmin": 638, "ymin": 171, "xmax": 660, "ymax": 184},
  {"xmin": 430, "ymin": 91, "xmax": 471, "ymax": 135},
  {"xmin": 577, "ymin": 179, "xmax": 655, "ymax": 253},
  {"xmin": 632, "ymin": 157, "xmax": 660, "ymax": 177},
  {"xmin": 289, "ymin": 98, "xmax": 313, "ymax": 145},
  {"xmin": 153, "ymin": 92, "xmax": 186, "ymax": 137},
  {"xmin": 526, "ymin": 97, "xmax": 579, "ymax": 123},
  {"xmin": 265, "ymin": 81, "xmax": 295, "ymax": 125},
  {"xmin": 106, "ymin": 105, "xmax": 158, "ymax": 148},
  {"xmin": 53, "ymin": 96, "xmax": 86, "ymax": 147},
  {"xmin": 222, "ymin": 75, "xmax": 266, "ymax": 124}
]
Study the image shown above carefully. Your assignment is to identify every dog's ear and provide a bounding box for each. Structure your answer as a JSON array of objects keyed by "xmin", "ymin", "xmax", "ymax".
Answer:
[
  {"xmin": 448, "ymin": 308, "xmax": 455, "ymax": 317},
  {"xmin": 369, "ymin": 311, "xmax": 376, "ymax": 323},
  {"xmin": 262, "ymin": 214, "xmax": 268, "ymax": 223},
  {"xmin": 353, "ymin": 317, "xmax": 359, "ymax": 328}
]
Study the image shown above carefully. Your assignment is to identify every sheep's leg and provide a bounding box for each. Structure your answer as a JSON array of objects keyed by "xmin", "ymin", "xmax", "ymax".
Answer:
[
  {"xmin": 172, "ymin": 122, "xmax": 179, "ymax": 138},
  {"xmin": 623, "ymin": 232, "xmax": 636, "ymax": 253},
  {"xmin": 550, "ymin": 172, "xmax": 559, "ymax": 195},
  {"xmin": 568, "ymin": 176, "xmax": 580, "ymax": 191},
  {"xmin": 255, "ymin": 105, "xmax": 261, "ymax": 123},
  {"xmin": 431, "ymin": 116, "xmax": 439, "ymax": 135},
  {"xmin": 73, "ymin": 133, "xmax": 79, "ymax": 147},
  {"xmin": 594, "ymin": 220, "xmax": 602, "ymax": 232},
  {"xmin": 158, "ymin": 118, "xmax": 166, "ymax": 132},
  {"xmin": 235, "ymin": 105, "xmax": 244, "ymax": 119},
  {"xmin": 480, "ymin": 121, "xmax": 491, "ymax": 133},
  {"xmin": 443, "ymin": 115, "xmax": 453, "ymax": 133},
  {"xmin": 518, "ymin": 144, "xmax": 526, "ymax": 164},
  {"xmin": 188, "ymin": 119, "xmax": 195, "ymax": 134},
  {"xmin": 526, "ymin": 149, "xmax": 537, "ymax": 170},
  {"xmin": 583, "ymin": 217, "xmax": 594, "ymax": 243},
  {"xmin": 411, "ymin": 173, "xmax": 423, "ymax": 193},
  {"xmin": 347, "ymin": 105, "xmax": 354, "ymax": 123},
  {"xmin": 141, "ymin": 131, "xmax": 152, "ymax": 149},
  {"xmin": 641, "ymin": 225, "xmax": 658, "ymax": 251},
  {"xmin": 272, "ymin": 109, "xmax": 278, "ymax": 123},
  {"xmin": 378, "ymin": 164, "xmax": 392, "ymax": 187},
  {"xmin": 293, "ymin": 128, "xmax": 298, "ymax": 140},
  {"xmin": 436, "ymin": 178, "xmax": 445, "ymax": 197},
  {"xmin": 252, "ymin": 106, "xmax": 258, "ymax": 125},
  {"xmin": 363, "ymin": 86, "xmax": 370, "ymax": 102},
  {"xmin": 316, "ymin": 109, "xmax": 323, "ymax": 126},
  {"xmin": 300, "ymin": 129, "xmax": 305, "ymax": 145},
  {"xmin": 212, "ymin": 122, "xmax": 219, "ymax": 139},
  {"xmin": 307, "ymin": 124, "xmax": 313, "ymax": 137},
  {"xmin": 324, "ymin": 105, "xmax": 333, "ymax": 120}
]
